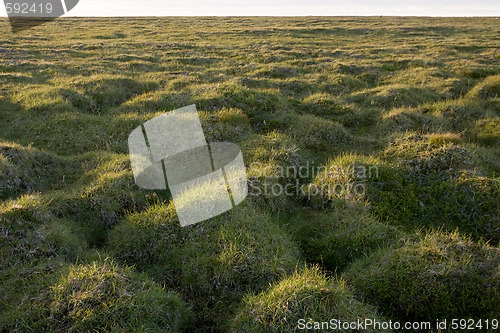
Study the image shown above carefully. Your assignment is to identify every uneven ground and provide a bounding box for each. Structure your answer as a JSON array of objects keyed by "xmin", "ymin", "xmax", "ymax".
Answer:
[{"xmin": 1, "ymin": 17, "xmax": 499, "ymax": 332}]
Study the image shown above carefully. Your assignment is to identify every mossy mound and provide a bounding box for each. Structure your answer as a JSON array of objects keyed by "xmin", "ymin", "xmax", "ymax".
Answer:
[
  {"xmin": 467, "ymin": 74, "xmax": 500, "ymax": 99},
  {"xmin": 381, "ymin": 134, "xmax": 479, "ymax": 177},
  {"xmin": 0, "ymin": 194, "xmax": 87, "ymax": 328},
  {"xmin": 307, "ymin": 153, "xmax": 381, "ymax": 204},
  {"xmin": 0, "ymin": 142, "xmax": 77, "ymax": 200},
  {"xmin": 0, "ymin": 194, "xmax": 85, "ymax": 268},
  {"xmin": 230, "ymin": 266, "xmax": 388, "ymax": 333},
  {"xmin": 13, "ymin": 77, "xmax": 159, "ymax": 115},
  {"xmin": 291, "ymin": 114, "xmax": 352, "ymax": 153},
  {"xmin": 42, "ymin": 152, "xmax": 162, "ymax": 246},
  {"xmin": 300, "ymin": 93, "xmax": 353, "ymax": 117},
  {"xmin": 286, "ymin": 204, "xmax": 403, "ymax": 272},
  {"xmin": 242, "ymin": 131, "xmax": 305, "ymax": 211},
  {"xmin": 348, "ymin": 85, "xmax": 442, "ymax": 109},
  {"xmin": 108, "ymin": 201, "xmax": 302, "ymax": 328},
  {"xmin": 305, "ymin": 148, "xmax": 499, "ymax": 242},
  {"xmin": 427, "ymin": 99, "xmax": 498, "ymax": 134},
  {"xmin": 377, "ymin": 107, "xmax": 443, "ymax": 134},
  {"xmin": 195, "ymin": 82, "xmax": 290, "ymax": 131},
  {"xmin": 344, "ymin": 231, "xmax": 500, "ymax": 321},
  {"xmin": 67, "ymin": 76, "xmax": 160, "ymax": 114},
  {"xmin": 200, "ymin": 107, "xmax": 252, "ymax": 142},
  {"xmin": 300, "ymin": 93, "xmax": 378, "ymax": 128},
  {"xmin": 368, "ymin": 134, "xmax": 500, "ymax": 241},
  {"xmin": 365, "ymin": 163, "xmax": 500, "ymax": 242},
  {"xmin": 472, "ymin": 117, "xmax": 500, "ymax": 147},
  {"xmin": 276, "ymin": 79, "xmax": 315, "ymax": 97},
  {"xmin": 1, "ymin": 260, "xmax": 192, "ymax": 332}
]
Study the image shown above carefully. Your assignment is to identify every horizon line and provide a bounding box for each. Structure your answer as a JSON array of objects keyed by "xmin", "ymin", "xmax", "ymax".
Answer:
[{"xmin": 2, "ymin": 15, "xmax": 500, "ymax": 17}]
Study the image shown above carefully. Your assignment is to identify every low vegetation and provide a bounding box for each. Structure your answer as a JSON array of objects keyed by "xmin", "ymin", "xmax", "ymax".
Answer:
[
  {"xmin": 230, "ymin": 266, "xmax": 388, "ymax": 332},
  {"xmin": 344, "ymin": 230, "xmax": 500, "ymax": 321},
  {"xmin": 1, "ymin": 17, "xmax": 499, "ymax": 331}
]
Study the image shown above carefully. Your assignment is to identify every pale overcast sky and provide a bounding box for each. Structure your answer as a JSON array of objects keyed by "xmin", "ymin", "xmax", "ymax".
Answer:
[{"xmin": 1, "ymin": 0, "xmax": 500, "ymax": 16}]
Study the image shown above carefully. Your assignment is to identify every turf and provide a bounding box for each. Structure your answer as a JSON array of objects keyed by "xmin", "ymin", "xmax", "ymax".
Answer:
[{"xmin": 1, "ymin": 17, "xmax": 499, "ymax": 332}]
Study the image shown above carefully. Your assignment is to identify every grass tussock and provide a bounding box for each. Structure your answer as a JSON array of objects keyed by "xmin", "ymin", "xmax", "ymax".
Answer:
[
  {"xmin": 467, "ymin": 74, "xmax": 500, "ymax": 99},
  {"xmin": 344, "ymin": 230, "xmax": 500, "ymax": 321},
  {"xmin": 230, "ymin": 266, "xmax": 388, "ymax": 333},
  {"xmin": 0, "ymin": 142, "xmax": 79, "ymax": 200},
  {"xmin": 2, "ymin": 259, "xmax": 193, "ymax": 332},
  {"xmin": 285, "ymin": 204, "xmax": 403, "ymax": 272},
  {"xmin": 108, "ymin": 202, "xmax": 302, "ymax": 328}
]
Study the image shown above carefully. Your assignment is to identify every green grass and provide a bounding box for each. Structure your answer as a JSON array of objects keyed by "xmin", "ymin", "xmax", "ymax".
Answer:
[
  {"xmin": 108, "ymin": 201, "xmax": 302, "ymax": 330},
  {"xmin": 230, "ymin": 266, "xmax": 388, "ymax": 332},
  {"xmin": 283, "ymin": 203, "xmax": 403, "ymax": 272},
  {"xmin": 1, "ymin": 16, "xmax": 499, "ymax": 331},
  {"xmin": 343, "ymin": 230, "xmax": 500, "ymax": 321},
  {"xmin": 2, "ymin": 258, "xmax": 193, "ymax": 332}
]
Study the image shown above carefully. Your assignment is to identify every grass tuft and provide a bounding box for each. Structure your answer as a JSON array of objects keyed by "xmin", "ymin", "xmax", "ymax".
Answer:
[
  {"xmin": 344, "ymin": 230, "xmax": 500, "ymax": 321},
  {"xmin": 230, "ymin": 265, "xmax": 388, "ymax": 332}
]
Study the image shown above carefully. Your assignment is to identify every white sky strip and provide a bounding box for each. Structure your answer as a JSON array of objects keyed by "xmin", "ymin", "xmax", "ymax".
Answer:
[{"xmin": 1, "ymin": 0, "xmax": 500, "ymax": 16}]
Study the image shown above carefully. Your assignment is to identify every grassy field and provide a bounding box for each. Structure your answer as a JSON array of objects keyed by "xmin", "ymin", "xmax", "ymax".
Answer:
[{"xmin": 1, "ymin": 17, "xmax": 499, "ymax": 332}]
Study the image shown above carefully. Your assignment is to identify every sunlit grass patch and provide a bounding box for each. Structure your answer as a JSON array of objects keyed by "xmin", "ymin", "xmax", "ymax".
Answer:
[
  {"xmin": 108, "ymin": 201, "xmax": 302, "ymax": 329},
  {"xmin": 467, "ymin": 74, "xmax": 500, "ymax": 99},
  {"xmin": 2, "ymin": 259, "xmax": 193, "ymax": 332},
  {"xmin": 230, "ymin": 265, "xmax": 387, "ymax": 333},
  {"xmin": 344, "ymin": 230, "xmax": 500, "ymax": 321}
]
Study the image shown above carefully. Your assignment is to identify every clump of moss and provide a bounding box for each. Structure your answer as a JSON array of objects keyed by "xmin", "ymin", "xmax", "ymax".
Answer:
[
  {"xmin": 472, "ymin": 117, "xmax": 500, "ymax": 147},
  {"xmin": 286, "ymin": 204, "xmax": 403, "ymax": 272},
  {"xmin": 2, "ymin": 260, "xmax": 192, "ymax": 332},
  {"xmin": 467, "ymin": 74, "xmax": 500, "ymax": 99},
  {"xmin": 381, "ymin": 134, "xmax": 478, "ymax": 177},
  {"xmin": 0, "ymin": 142, "xmax": 78, "ymax": 200},
  {"xmin": 307, "ymin": 153, "xmax": 381, "ymax": 204},
  {"xmin": 344, "ymin": 231, "xmax": 500, "ymax": 321},
  {"xmin": 242, "ymin": 131, "xmax": 305, "ymax": 211},
  {"xmin": 200, "ymin": 107, "xmax": 252, "ymax": 142},
  {"xmin": 108, "ymin": 201, "xmax": 302, "ymax": 328},
  {"xmin": 291, "ymin": 114, "xmax": 352, "ymax": 153},
  {"xmin": 230, "ymin": 266, "xmax": 387, "ymax": 333}
]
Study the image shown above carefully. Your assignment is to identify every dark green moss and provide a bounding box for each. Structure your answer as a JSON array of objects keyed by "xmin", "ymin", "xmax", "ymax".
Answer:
[
  {"xmin": 108, "ymin": 201, "xmax": 302, "ymax": 329},
  {"xmin": 344, "ymin": 231, "xmax": 500, "ymax": 321},
  {"xmin": 230, "ymin": 266, "xmax": 388, "ymax": 333}
]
